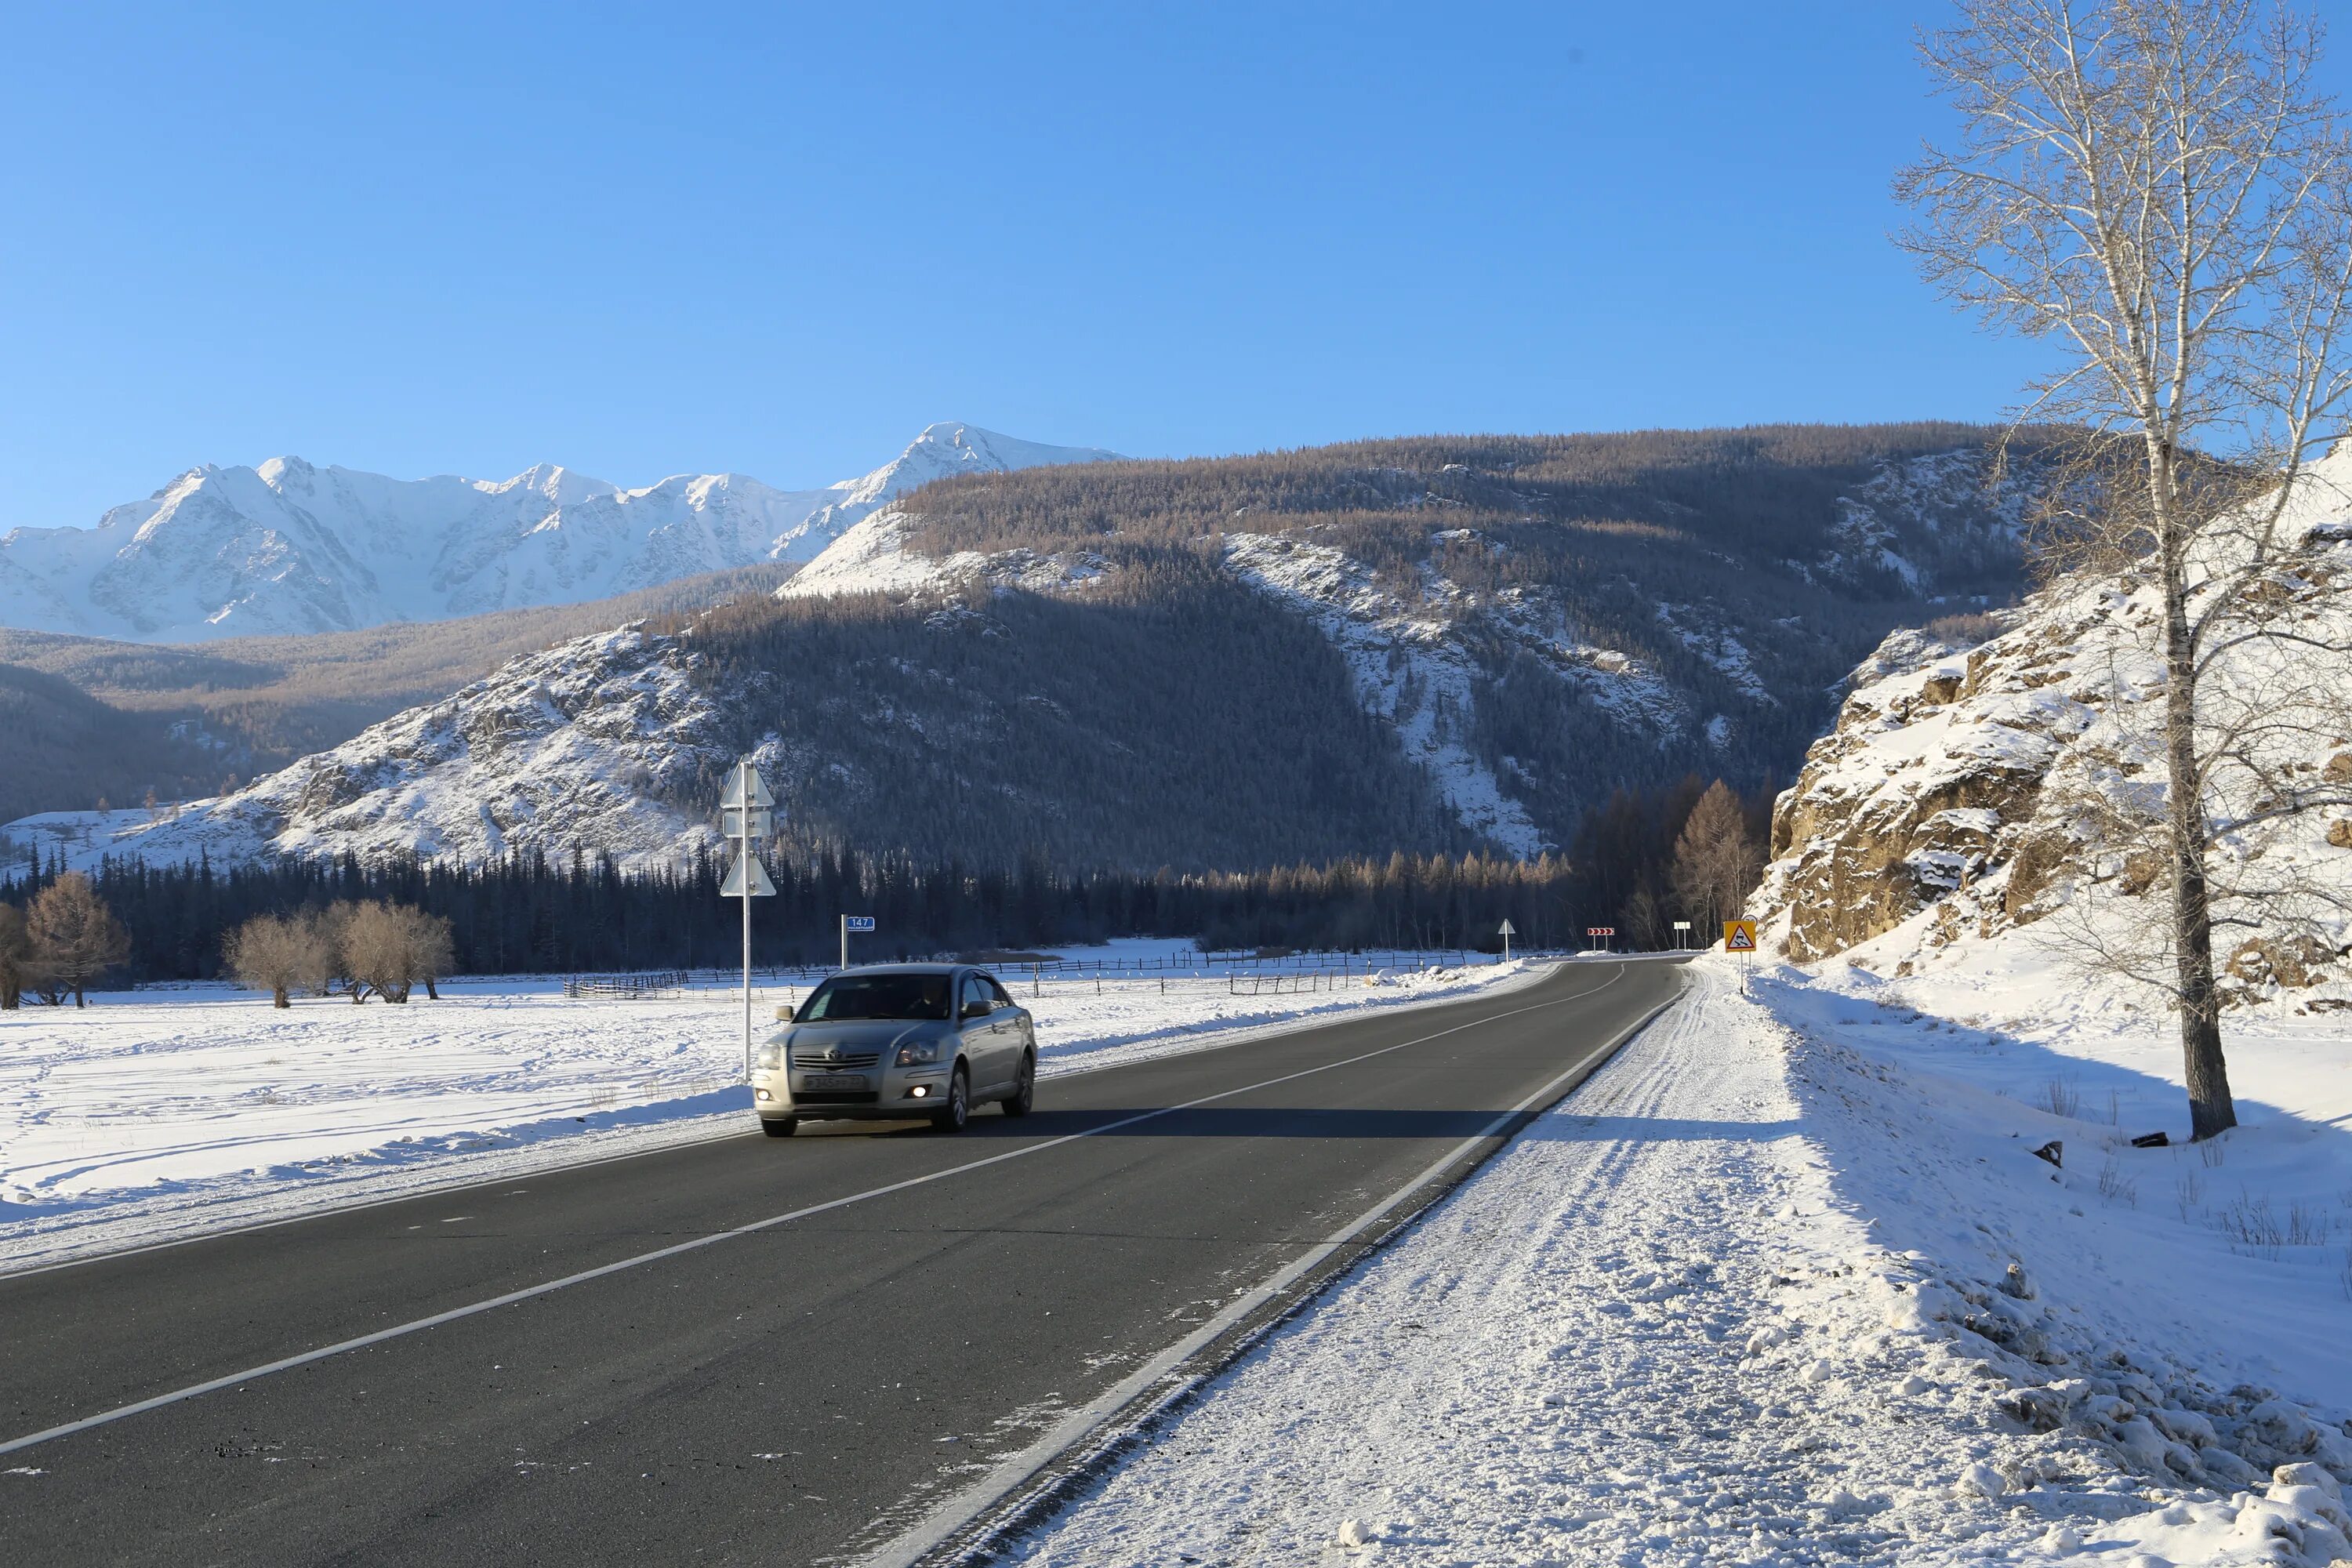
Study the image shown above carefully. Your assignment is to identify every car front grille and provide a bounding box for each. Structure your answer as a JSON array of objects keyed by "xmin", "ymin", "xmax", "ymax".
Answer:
[
  {"xmin": 793, "ymin": 1091, "xmax": 880, "ymax": 1106},
  {"xmin": 790, "ymin": 1049, "xmax": 881, "ymax": 1069}
]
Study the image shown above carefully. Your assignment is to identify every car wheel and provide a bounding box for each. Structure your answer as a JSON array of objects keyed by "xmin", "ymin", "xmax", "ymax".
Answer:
[
  {"xmin": 1001, "ymin": 1051, "xmax": 1035, "ymax": 1117},
  {"xmin": 930, "ymin": 1065, "xmax": 970, "ymax": 1133},
  {"xmin": 760, "ymin": 1116, "xmax": 798, "ymax": 1138}
]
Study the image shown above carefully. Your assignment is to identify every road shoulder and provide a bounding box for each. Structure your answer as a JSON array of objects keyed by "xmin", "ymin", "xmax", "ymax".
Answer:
[{"xmin": 992, "ymin": 962, "xmax": 2352, "ymax": 1568}]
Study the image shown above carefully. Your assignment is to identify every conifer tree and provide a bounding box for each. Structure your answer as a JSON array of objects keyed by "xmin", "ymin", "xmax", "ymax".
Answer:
[{"xmin": 27, "ymin": 872, "xmax": 131, "ymax": 1007}]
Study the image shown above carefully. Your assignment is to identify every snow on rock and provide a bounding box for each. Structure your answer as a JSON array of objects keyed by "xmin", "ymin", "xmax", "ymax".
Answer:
[
  {"xmin": 0, "ymin": 423, "xmax": 1117, "ymax": 642},
  {"xmin": 1756, "ymin": 442, "xmax": 2352, "ymax": 982},
  {"xmin": 1818, "ymin": 446, "xmax": 2036, "ymax": 594},
  {"xmin": 1214, "ymin": 530, "xmax": 1693, "ymax": 855},
  {"xmin": 775, "ymin": 506, "xmax": 951, "ymax": 599},
  {"xmin": 1008, "ymin": 961, "xmax": 2352, "ymax": 1568},
  {"xmin": 4, "ymin": 625, "xmax": 729, "ymax": 873},
  {"xmin": 777, "ymin": 504, "xmax": 1112, "ymax": 605},
  {"xmin": 1656, "ymin": 600, "xmax": 1775, "ymax": 704},
  {"xmin": 1639, "ymin": 440, "xmax": 2352, "ymax": 1563},
  {"xmin": 1220, "ymin": 532, "xmax": 1555, "ymax": 857}
]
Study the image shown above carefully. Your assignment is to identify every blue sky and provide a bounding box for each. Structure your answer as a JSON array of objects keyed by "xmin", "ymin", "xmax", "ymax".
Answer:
[{"xmin": 0, "ymin": 2, "xmax": 2128, "ymax": 530}]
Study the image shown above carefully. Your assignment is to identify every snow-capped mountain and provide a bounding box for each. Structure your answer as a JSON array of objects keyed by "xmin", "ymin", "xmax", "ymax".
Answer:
[{"xmin": 0, "ymin": 423, "xmax": 1118, "ymax": 643}]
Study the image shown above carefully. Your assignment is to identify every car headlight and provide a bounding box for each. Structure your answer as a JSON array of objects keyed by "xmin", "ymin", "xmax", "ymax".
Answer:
[
  {"xmin": 756, "ymin": 1036, "xmax": 788, "ymax": 1070},
  {"xmin": 895, "ymin": 1038, "xmax": 942, "ymax": 1066}
]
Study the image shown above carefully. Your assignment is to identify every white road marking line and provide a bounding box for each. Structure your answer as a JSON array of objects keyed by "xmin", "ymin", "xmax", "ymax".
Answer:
[{"xmin": 0, "ymin": 970, "xmax": 1629, "ymax": 1461}]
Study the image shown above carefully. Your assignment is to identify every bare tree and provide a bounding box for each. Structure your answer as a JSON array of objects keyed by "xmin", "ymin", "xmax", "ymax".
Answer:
[
  {"xmin": 0, "ymin": 903, "xmax": 30, "ymax": 1010},
  {"xmin": 339, "ymin": 901, "xmax": 455, "ymax": 1004},
  {"xmin": 318, "ymin": 900, "xmax": 368, "ymax": 1002},
  {"xmin": 339, "ymin": 902, "xmax": 401, "ymax": 1004},
  {"xmin": 1898, "ymin": 0, "xmax": 2352, "ymax": 1138},
  {"xmin": 224, "ymin": 913, "xmax": 332, "ymax": 1009},
  {"xmin": 27, "ymin": 872, "xmax": 132, "ymax": 1008},
  {"xmin": 402, "ymin": 906, "xmax": 456, "ymax": 1000},
  {"xmin": 1624, "ymin": 882, "xmax": 1671, "ymax": 952},
  {"xmin": 1671, "ymin": 781, "xmax": 1766, "ymax": 935}
]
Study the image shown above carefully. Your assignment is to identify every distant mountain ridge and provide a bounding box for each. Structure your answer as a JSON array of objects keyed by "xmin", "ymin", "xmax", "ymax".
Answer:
[
  {"xmin": 0, "ymin": 423, "xmax": 1118, "ymax": 643},
  {"xmin": 7, "ymin": 425, "xmax": 2055, "ymax": 877}
]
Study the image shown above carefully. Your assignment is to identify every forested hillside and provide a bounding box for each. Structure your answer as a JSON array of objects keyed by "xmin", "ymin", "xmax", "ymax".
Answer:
[
  {"xmin": 0, "ymin": 665, "xmax": 222, "ymax": 826},
  {"xmin": 770, "ymin": 423, "xmax": 2052, "ymax": 858},
  {"xmin": 671, "ymin": 552, "xmax": 1467, "ymax": 869},
  {"xmin": 900, "ymin": 423, "xmax": 2031, "ymax": 593}
]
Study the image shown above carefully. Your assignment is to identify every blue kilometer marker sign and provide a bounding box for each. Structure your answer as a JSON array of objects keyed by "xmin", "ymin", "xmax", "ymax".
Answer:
[{"xmin": 838, "ymin": 913, "xmax": 876, "ymax": 971}]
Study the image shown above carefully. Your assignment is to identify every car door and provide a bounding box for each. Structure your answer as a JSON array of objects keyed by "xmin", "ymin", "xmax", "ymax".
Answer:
[
  {"xmin": 985, "ymin": 975, "xmax": 1031, "ymax": 1073},
  {"xmin": 958, "ymin": 972, "xmax": 1010, "ymax": 1093}
]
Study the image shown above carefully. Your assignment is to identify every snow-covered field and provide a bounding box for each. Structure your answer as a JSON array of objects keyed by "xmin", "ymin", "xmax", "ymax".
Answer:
[
  {"xmin": 1007, "ymin": 956, "xmax": 2352, "ymax": 1568},
  {"xmin": 0, "ymin": 948, "xmax": 1537, "ymax": 1273}
]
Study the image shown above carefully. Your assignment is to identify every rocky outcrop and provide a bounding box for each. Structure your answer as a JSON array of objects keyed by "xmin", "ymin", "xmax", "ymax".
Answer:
[
  {"xmin": 1755, "ymin": 450, "xmax": 2352, "ymax": 1003},
  {"xmin": 1762, "ymin": 613, "xmax": 2071, "ymax": 962}
]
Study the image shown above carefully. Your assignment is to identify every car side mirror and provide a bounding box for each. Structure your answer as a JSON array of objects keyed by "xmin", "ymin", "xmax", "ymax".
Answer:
[{"xmin": 961, "ymin": 999, "xmax": 990, "ymax": 1021}]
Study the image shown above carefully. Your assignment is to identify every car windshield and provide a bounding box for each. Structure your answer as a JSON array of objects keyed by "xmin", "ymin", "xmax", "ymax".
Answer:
[{"xmin": 797, "ymin": 975, "xmax": 951, "ymax": 1022}]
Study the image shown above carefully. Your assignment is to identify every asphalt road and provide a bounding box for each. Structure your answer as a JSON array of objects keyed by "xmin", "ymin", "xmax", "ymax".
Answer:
[{"xmin": 0, "ymin": 957, "xmax": 1686, "ymax": 1566}]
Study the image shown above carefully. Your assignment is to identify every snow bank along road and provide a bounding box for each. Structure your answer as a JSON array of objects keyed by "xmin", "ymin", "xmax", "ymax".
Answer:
[
  {"xmin": 1004, "ymin": 962, "xmax": 2352, "ymax": 1568},
  {"xmin": 0, "ymin": 956, "xmax": 1685, "ymax": 1566}
]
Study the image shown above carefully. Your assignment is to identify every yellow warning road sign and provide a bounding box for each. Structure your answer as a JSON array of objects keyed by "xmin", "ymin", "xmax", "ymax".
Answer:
[{"xmin": 1722, "ymin": 920, "xmax": 1759, "ymax": 952}]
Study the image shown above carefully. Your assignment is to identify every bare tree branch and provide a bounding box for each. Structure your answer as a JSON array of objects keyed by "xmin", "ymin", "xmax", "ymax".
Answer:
[{"xmin": 1898, "ymin": 0, "xmax": 2352, "ymax": 1138}]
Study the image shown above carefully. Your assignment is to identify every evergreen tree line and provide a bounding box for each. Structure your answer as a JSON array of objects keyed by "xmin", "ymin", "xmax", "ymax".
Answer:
[
  {"xmin": 0, "ymin": 843, "xmax": 1606, "ymax": 988},
  {"xmin": 0, "ymin": 772, "xmax": 1770, "ymax": 995}
]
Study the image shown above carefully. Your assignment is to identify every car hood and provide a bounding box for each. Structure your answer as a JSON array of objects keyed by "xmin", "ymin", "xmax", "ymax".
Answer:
[{"xmin": 782, "ymin": 1019, "xmax": 946, "ymax": 1055}]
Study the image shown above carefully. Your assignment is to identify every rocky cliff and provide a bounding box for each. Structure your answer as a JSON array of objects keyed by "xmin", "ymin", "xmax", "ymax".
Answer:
[{"xmin": 1754, "ymin": 451, "xmax": 2352, "ymax": 1010}]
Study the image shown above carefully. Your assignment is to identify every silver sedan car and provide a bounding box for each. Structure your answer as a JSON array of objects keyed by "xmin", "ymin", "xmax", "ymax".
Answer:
[{"xmin": 751, "ymin": 964, "xmax": 1037, "ymax": 1137}]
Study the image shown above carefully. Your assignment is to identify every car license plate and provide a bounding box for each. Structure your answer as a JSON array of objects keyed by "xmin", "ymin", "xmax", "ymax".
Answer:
[{"xmin": 802, "ymin": 1073, "xmax": 868, "ymax": 1091}]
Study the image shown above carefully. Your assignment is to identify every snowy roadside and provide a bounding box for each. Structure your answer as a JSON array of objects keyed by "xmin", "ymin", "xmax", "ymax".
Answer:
[
  {"xmin": 0, "ymin": 953, "xmax": 1546, "ymax": 1274},
  {"xmin": 1004, "ymin": 959, "xmax": 2352, "ymax": 1568}
]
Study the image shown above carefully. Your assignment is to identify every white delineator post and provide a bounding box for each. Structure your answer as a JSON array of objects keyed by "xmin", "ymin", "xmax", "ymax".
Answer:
[
  {"xmin": 717, "ymin": 758, "xmax": 776, "ymax": 1083},
  {"xmin": 740, "ymin": 764, "xmax": 752, "ymax": 1077},
  {"xmin": 840, "ymin": 913, "xmax": 848, "ymax": 974}
]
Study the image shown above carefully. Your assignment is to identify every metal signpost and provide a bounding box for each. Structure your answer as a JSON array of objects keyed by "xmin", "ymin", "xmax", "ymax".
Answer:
[
  {"xmin": 1723, "ymin": 919, "xmax": 1759, "ymax": 996},
  {"xmin": 718, "ymin": 759, "xmax": 776, "ymax": 1080},
  {"xmin": 1584, "ymin": 925, "xmax": 1615, "ymax": 953},
  {"xmin": 1672, "ymin": 919, "xmax": 1692, "ymax": 950},
  {"xmin": 1497, "ymin": 918, "xmax": 1515, "ymax": 961},
  {"xmin": 840, "ymin": 913, "xmax": 875, "ymax": 971}
]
